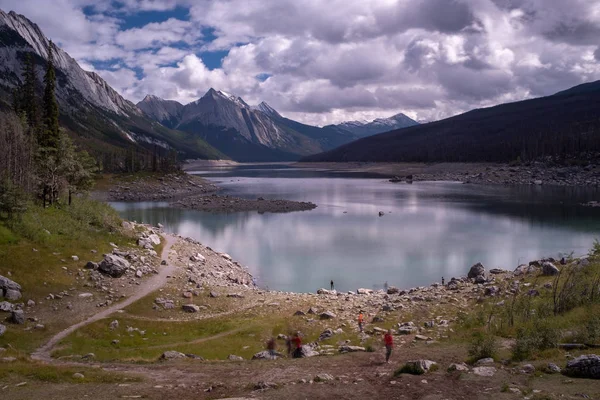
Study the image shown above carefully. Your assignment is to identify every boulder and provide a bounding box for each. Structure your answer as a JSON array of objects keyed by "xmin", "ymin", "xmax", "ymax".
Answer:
[
  {"xmin": 182, "ymin": 304, "xmax": 200, "ymax": 313},
  {"xmin": 84, "ymin": 261, "xmax": 98, "ymax": 270},
  {"xmin": 319, "ymin": 328, "xmax": 334, "ymax": 341},
  {"xmin": 72, "ymin": 373, "xmax": 85, "ymax": 379},
  {"xmin": 294, "ymin": 310, "xmax": 306, "ymax": 316},
  {"xmin": 447, "ymin": 363, "xmax": 469, "ymax": 372},
  {"xmin": 356, "ymin": 288, "xmax": 373, "ymax": 295},
  {"xmin": 301, "ymin": 345, "xmax": 320, "ymax": 358},
  {"xmin": 564, "ymin": 354, "xmax": 600, "ymax": 379},
  {"xmin": 468, "ymin": 263, "xmax": 485, "ymax": 279},
  {"xmin": 109, "ymin": 320, "xmax": 119, "ymax": 330},
  {"xmin": 547, "ymin": 363, "xmax": 561, "ymax": 374},
  {"xmin": 4, "ymin": 289, "xmax": 21, "ymax": 301},
  {"xmin": 387, "ymin": 286, "xmax": 399, "ymax": 294},
  {"xmin": 227, "ymin": 293, "xmax": 244, "ymax": 299},
  {"xmin": 0, "ymin": 301, "xmax": 14, "ymax": 312},
  {"xmin": 414, "ymin": 335, "xmax": 431, "ymax": 341},
  {"xmin": 0, "ymin": 275, "xmax": 21, "ymax": 292},
  {"xmin": 228, "ymin": 354, "xmax": 244, "ymax": 361},
  {"xmin": 190, "ymin": 253, "xmax": 206, "ymax": 263},
  {"xmin": 522, "ymin": 364, "xmax": 535, "ymax": 374},
  {"xmin": 320, "ymin": 311, "xmax": 336, "ymax": 320},
  {"xmin": 159, "ymin": 351, "xmax": 186, "ymax": 361},
  {"xmin": 252, "ymin": 350, "xmax": 280, "ymax": 360},
  {"xmin": 484, "ymin": 286, "xmax": 499, "ymax": 297},
  {"xmin": 148, "ymin": 234, "xmax": 161, "ymax": 246},
  {"xmin": 474, "ymin": 275, "xmax": 486, "ymax": 284},
  {"xmin": 542, "ymin": 262, "xmax": 560, "ymax": 276},
  {"xmin": 489, "ymin": 268, "xmax": 507, "ymax": 275},
  {"xmin": 314, "ymin": 373, "xmax": 334, "ymax": 382},
  {"xmin": 473, "ymin": 366, "xmax": 496, "ymax": 377},
  {"xmin": 339, "ymin": 345, "xmax": 366, "ymax": 353},
  {"xmin": 475, "ymin": 358, "xmax": 494, "ymax": 366},
  {"xmin": 8, "ymin": 310, "xmax": 24, "ymax": 324},
  {"xmin": 0, "ymin": 324, "xmax": 5, "ymax": 336},
  {"xmin": 98, "ymin": 254, "xmax": 130, "ymax": 278},
  {"xmin": 209, "ymin": 291, "xmax": 219, "ymax": 298},
  {"xmin": 401, "ymin": 360, "xmax": 438, "ymax": 374},
  {"xmin": 317, "ymin": 288, "xmax": 331, "ymax": 295},
  {"xmin": 307, "ymin": 307, "xmax": 318, "ymax": 314}
]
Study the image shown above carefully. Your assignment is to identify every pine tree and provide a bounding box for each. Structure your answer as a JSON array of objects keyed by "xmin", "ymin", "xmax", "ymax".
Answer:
[{"xmin": 41, "ymin": 40, "xmax": 59, "ymax": 151}]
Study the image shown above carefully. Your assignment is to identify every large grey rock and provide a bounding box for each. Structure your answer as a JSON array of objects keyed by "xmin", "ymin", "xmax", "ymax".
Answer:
[
  {"xmin": 320, "ymin": 311, "xmax": 336, "ymax": 320},
  {"xmin": 98, "ymin": 254, "xmax": 130, "ymax": 277},
  {"xmin": 0, "ymin": 301, "xmax": 14, "ymax": 312},
  {"xmin": 0, "ymin": 324, "xmax": 6, "ymax": 336},
  {"xmin": 547, "ymin": 363, "xmax": 561, "ymax": 374},
  {"xmin": 448, "ymin": 363, "xmax": 469, "ymax": 372},
  {"xmin": 8, "ymin": 310, "xmax": 24, "ymax": 324},
  {"xmin": 0, "ymin": 275, "xmax": 21, "ymax": 291},
  {"xmin": 339, "ymin": 345, "xmax": 366, "ymax": 353},
  {"xmin": 301, "ymin": 345, "xmax": 320, "ymax": 358},
  {"xmin": 475, "ymin": 358, "xmax": 494, "ymax": 365},
  {"xmin": 564, "ymin": 354, "xmax": 600, "ymax": 379},
  {"xmin": 314, "ymin": 373, "xmax": 334, "ymax": 382},
  {"xmin": 182, "ymin": 304, "xmax": 200, "ymax": 313},
  {"xmin": 542, "ymin": 262, "xmax": 560, "ymax": 276},
  {"xmin": 318, "ymin": 328, "xmax": 334, "ymax": 341},
  {"xmin": 468, "ymin": 263, "xmax": 485, "ymax": 279},
  {"xmin": 4, "ymin": 289, "xmax": 21, "ymax": 301},
  {"xmin": 148, "ymin": 234, "xmax": 161, "ymax": 246},
  {"xmin": 84, "ymin": 261, "xmax": 98, "ymax": 270},
  {"xmin": 401, "ymin": 360, "xmax": 438, "ymax": 374},
  {"xmin": 252, "ymin": 350, "xmax": 281, "ymax": 360},
  {"xmin": 159, "ymin": 351, "xmax": 186, "ymax": 361}
]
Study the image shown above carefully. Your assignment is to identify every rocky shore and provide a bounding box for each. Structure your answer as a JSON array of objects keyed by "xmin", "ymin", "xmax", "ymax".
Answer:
[
  {"xmin": 102, "ymin": 173, "xmax": 219, "ymax": 202},
  {"xmin": 171, "ymin": 193, "xmax": 317, "ymax": 213},
  {"xmin": 97, "ymin": 172, "xmax": 317, "ymax": 213},
  {"xmin": 297, "ymin": 161, "xmax": 600, "ymax": 186}
]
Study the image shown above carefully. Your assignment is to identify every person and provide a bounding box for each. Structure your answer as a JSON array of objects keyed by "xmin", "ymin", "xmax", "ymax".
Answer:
[
  {"xmin": 267, "ymin": 337, "xmax": 277, "ymax": 359},
  {"xmin": 292, "ymin": 331, "xmax": 303, "ymax": 358},
  {"xmin": 441, "ymin": 276, "xmax": 445, "ymax": 286},
  {"xmin": 384, "ymin": 329, "xmax": 394, "ymax": 363},
  {"xmin": 384, "ymin": 281, "xmax": 388, "ymax": 291},
  {"xmin": 358, "ymin": 311, "xmax": 364, "ymax": 333},
  {"xmin": 330, "ymin": 279, "xmax": 334, "ymax": 291}
]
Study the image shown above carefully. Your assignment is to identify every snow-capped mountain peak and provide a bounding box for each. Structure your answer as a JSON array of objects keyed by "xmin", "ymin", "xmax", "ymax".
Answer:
[{"xmin": 332, "ymin": 112, "xmax": 419, "ymax": 138}]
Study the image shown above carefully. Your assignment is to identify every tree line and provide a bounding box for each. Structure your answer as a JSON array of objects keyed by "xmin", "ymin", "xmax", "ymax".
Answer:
[{"xmin": 0, "ymin": 41, "xmax": 96, "ymax": 219}]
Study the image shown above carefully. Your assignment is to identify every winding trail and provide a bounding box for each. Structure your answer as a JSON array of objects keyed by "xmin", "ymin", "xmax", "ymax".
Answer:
[{"xmin": 31, "ymin": 234, "xmax": 179, "ymax": 362}]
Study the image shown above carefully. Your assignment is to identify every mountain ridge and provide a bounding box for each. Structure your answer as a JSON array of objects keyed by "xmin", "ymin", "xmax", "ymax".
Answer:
[{"xmin": 303, "ymin": 80, "xmax": 600, "ymax": 163}]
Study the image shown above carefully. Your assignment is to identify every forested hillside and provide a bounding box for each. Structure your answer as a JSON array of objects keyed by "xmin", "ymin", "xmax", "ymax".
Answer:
[{"xmin": 303, "ymin": 81, "xmax": 600, "ymax": 163}]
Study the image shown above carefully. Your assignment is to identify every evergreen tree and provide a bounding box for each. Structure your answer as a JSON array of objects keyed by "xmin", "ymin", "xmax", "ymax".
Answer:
[{"xmin": 41, "ymin": 40, "xmax": 59, "ymax": 151}]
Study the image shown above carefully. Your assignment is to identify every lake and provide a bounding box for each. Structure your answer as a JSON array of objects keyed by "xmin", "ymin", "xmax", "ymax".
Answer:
[{"xmin": 111, "ymin": 163, "xmax": 600, "ymax": 293}]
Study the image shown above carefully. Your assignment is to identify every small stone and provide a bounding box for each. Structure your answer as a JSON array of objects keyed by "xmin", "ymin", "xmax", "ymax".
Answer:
[
  {"xmin": 0, "ymin": 324, "xmax": 6, "ymax": 336},
  {"xmin": 72, "ymin": 373, "xmax": 84, "ymax": 379},
  {"xmin": 228, "ymin": 354, "xmax": 244, "ymax": 361},
  {"xmin": 182, "ymin": 304, "xmax": 200, "ymax": 313},
  {"xmin": 448, "ymin": 363, "xmax": 469, "ymax": 372},
  {"xmin": 109, "ymin": 320, "xmax": 119, "ymax": 330},
  {"xmin": 547, "ymin": 363, "xmax": 561, "ymax": 374},
  {"xmin": 314, "ymin": 373, "xmax": 334, "ymax": 382},
  {"xmin": 71, "ymin": 256, "xmax": 79, "ymax": 262},
  {"xmin": 160, "ymin": 351, "xmax": 186, "ymax": 361},
  {"xmin": 8, "ymin": 310, "xmax": 24, "ymax": 324},
  {"xmin": 522, "ymin": 364, "xmax": 535, "ymax": 374},
  {"xmin": 26, "ymin": 300, "xmax": 35, "ymax": 307},
  {"xmin": 78, "ymin": 293, "xmax": 93, "ymax": 298}
]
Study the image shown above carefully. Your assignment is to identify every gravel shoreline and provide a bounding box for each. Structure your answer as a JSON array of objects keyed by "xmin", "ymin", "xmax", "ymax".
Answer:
[{"xmin": 97, "ymin": 172, "xmax": 317, "ymax": 213}]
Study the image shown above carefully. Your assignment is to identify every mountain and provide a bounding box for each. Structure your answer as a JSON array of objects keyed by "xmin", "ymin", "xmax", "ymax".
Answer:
[
  {"xmin": 327, "ymin": 113, "xmax": 419, "ymax": 138},
  {"xmin": 0, "ymin": 9, "xmax": 225, "ymax": 168},
  {"xmin": 137, "ymin": 90, "xmax": 360, "ymax": 162},
  {"xmin": 303, "ymin": 82, "xmax": 600, "ymax": 163}
]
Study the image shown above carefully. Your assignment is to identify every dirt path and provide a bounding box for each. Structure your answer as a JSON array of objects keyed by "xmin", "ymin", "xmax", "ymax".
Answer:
[{"xmin": 31, "ymin": 234, "xmax": 179, "ymax": 362}]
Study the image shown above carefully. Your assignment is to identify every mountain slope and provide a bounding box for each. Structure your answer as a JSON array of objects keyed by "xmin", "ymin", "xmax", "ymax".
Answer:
[
  {"xmin": 303, "ymin": 81, "xmax": 600, "ymax": 163},
  {"xmin": 0, "ymin": 9, "xmax": 225, "ymax": 167},
  {"xmin": 327, "ymin": 113, "xmax": 419, "ymax": 138},
  {"xmin": 137, "ymin": 91, "xmax": 361, "ymax": 162}
]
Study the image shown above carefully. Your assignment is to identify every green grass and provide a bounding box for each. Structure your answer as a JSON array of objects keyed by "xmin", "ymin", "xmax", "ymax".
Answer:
[{"xmin": 0, "ymin": 361, "xmax": 143, "ymax": 384}]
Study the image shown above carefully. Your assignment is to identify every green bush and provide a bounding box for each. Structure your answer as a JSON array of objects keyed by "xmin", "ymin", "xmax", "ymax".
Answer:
[
  {"xmin": 468, "ymin": 332, "xmax": 498, "ymax": 363},
  {"xmin": 512, "ymin": 322, "xmax": 560, "ymax": 361}
]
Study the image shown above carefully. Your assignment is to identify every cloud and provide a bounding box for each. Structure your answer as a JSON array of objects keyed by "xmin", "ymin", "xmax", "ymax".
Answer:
[{"xmin": 2, "ymin": 0, "xmax": 600, "ymax": 125}]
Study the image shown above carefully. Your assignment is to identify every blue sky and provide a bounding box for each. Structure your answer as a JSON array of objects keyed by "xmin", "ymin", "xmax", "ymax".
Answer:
[{"xmin": 1, "ymin": 0, "xmax": 600, "ymax": 126}]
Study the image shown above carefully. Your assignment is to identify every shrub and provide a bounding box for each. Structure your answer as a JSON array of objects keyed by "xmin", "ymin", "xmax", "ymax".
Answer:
[
  {"xmin": 512, "ymin": 322, "xmax": 560, "ymax": 361},
  {"xmin": 468, "ymin": 332, "xmax": 498, "ymax": 363}
]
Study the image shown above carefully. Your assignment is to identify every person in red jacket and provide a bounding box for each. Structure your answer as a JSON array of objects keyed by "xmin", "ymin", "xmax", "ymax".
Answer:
[
  {"xmin": 292, "ymin": 331, "xmax": 303, "ymax": 358},
  {"xmin": 384, "ymin": 329, "xmax": 394, "ymax": 363}
]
